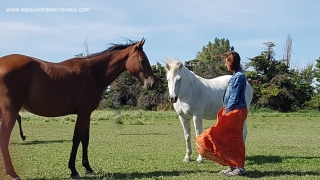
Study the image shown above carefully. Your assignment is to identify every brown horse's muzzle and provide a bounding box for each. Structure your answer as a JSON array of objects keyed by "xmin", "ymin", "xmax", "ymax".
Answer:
[{"xmin": 143, "ymin": 77, "xmax": 154, "ymax": 90}]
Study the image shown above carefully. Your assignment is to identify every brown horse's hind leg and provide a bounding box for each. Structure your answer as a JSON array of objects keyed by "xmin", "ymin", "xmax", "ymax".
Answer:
[
  {"xmin": 0, "ymin": 111, "xmax": 20, "ymax": 179},
  {"xmin": 17, "ymin": 114, "xmax": 26, "ymax": 141}
]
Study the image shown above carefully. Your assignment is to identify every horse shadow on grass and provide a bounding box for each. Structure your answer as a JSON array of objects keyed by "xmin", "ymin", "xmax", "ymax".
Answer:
[
  {"xmin": 11, "ymin": 139, "xmax": 71, "ymax": 145},
  {"xmin": 84, "ymin": 170, "xmax": 216, "ymax": 180},
  {"xmin": 119, "ymin": 133, "xmax": 168, "ymax": 136},
  {"xmin": 245, "ymin": 155, "xmax": 320, "ymax": 178},
  {"xmin": 27, "ymin": 169, "xmax": 217, "ymax": 180},
  {"xmin": 20, "ymin": 155, "xmax": 320, "ymax": 179}
]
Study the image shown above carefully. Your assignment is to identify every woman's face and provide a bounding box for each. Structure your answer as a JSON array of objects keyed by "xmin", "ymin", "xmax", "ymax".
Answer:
[{"xmin": 224, "ymin": 58, "xmax": 232, "ymax": 72}]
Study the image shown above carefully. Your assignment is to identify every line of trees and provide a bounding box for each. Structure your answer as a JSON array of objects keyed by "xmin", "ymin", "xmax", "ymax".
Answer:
[{"xmin": 84, "ymin": 37, "xmax": 320, "ymax": 112}]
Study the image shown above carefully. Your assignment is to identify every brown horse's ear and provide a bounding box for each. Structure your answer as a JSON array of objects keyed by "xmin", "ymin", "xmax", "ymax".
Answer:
[{"xmin": 137, "ymin": 38, "xmax": 146, "ymax": 48}]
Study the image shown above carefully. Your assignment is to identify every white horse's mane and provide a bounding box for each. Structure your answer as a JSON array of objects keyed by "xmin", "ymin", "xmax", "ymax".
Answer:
[
  {"xmin": 165, "ymin": 57, "xmax": 182, "ymax": 77},
  {"xmin": 165, "ymin": 57, "xmax": 202, "ymax": 80},
  {"xmin": 165, "ymin": 57, "xmax": 181, "ymax": 69}
]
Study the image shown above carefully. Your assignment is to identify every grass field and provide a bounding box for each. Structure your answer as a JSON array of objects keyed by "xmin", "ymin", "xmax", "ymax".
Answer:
[{"xmin": 2, "ymin": 110, "xmax": 320, "ymax": 180}]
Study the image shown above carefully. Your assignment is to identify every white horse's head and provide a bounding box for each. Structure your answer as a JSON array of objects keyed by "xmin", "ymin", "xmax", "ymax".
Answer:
[{"xmin": 165, "ymin": 58, "xmax": 183, "ymax": 103}]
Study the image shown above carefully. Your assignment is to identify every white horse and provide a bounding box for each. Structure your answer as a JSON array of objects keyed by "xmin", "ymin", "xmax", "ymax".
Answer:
[{"xmin": 165, "ymin": 58, "xmax": 253, "ymax": 163}]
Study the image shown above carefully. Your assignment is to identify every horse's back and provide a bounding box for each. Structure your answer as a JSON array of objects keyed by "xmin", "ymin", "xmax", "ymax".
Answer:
[
  {"xmin": 0, "ymin": 54, "xmax": 94, "ymax": 116},
  {"xmin": 204, "ymin": 75, "xmax": 231, "ymax": 89},
  {"xmin": 0, "ymin": 54, "xmax": 55, "ymax": 87},
  {"xmin": 0, "ymin": 54, "xmax": 35, "ymax": 71},
  {"xmin": 189, "ymin": 74, "xmax": 253, "ymax": 120},
  {"xmin": 0, "ymin": 54, "xmax": 36, "ymax": 91},
  {"xmin": 174, "ymin": 75, "xmax": 231, "ymax": 120},
  {"xmin": 206, "ymin": 74, "xmax": 253, "ymax": 107}
]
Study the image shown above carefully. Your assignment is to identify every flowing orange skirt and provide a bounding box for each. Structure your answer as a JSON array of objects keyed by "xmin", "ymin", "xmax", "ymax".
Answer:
[{"xmin": 196, "ymin": 106, "xmax": 247, "ymax": 167}]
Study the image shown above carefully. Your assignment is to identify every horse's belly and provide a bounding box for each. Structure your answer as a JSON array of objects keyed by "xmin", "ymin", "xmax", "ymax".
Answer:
[
  {"xmin": 202, "ymin": 103, "xmax": 222, "ymax": 120},
  {"xmin": 23, "ymin": 104, "xmax": 76, "ymax": 117},
  {"xmin": 202, "ymin": 111, "xmax": 218, "ymax": 120},
  {"xmin": 23, "ymin": 96, "xmax": 76, "ymax": 117},
  {"xmin": 174, "ymin": 100, "xmax": 222, "ymax": 120}
]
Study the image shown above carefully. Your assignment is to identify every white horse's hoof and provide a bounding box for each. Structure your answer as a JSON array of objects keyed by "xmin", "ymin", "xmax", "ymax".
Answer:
[
  {"xmin": 197, "ymin": 158, "xmax": 204, "ymax": 163},
  {"xmin": 183, "ymin": 157, "xmax": 191, "ymax": 162},
  {"xmin": 13, "ymin": 177, "xmax": 21, "ymax": 180},
  {"xmin": 197, "ymin": 155, "xmax": 204, "ymax": 163}
]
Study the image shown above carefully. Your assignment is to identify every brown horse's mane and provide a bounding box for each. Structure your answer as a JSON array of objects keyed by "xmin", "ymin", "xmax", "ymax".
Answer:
[{"xmin": 85, "ymin": 39, "xmax": 138, "ymax": 58}]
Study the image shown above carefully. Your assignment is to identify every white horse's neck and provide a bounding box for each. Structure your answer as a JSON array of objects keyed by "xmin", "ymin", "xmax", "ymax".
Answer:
[{"xmin": 178, "ymin": 67, "xmax": 204, "ymax": 100}]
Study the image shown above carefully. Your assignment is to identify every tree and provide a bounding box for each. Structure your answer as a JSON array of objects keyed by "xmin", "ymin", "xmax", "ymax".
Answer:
[
  {"xmin": 75, "ymin": 37, "xmax": 89, "ymax": 57},
  {"xmin": 191, "ymin": 37, "xmax": 233, "ymax": 78},
  {"xmin": 305, "ymin": 57, "xmax": 320, "ymax": 109},
  {"xmin": 102, "ymin": 62, "xmax": 169, "ymax": 110},
  {"xmin": 102, "ymin": 71, "xmax": 141, "ymax": 109},
  {"xmin": 291, "ymin": 64, "xmax": 314, "ymax": 109},
  {"xmin": 137, "ymin": 63, "xmax": 169, "ymax": 110},
  {"xmin": 247, "ymin": 42, "xmax": 314, "ymax": 111},
  {"xmin": 283, "ymin": 34, "xmax": 292, "ymax": 67},
  {"xmin": 314, "ymin": 57, "xmax": 320, "ymax": 84}
]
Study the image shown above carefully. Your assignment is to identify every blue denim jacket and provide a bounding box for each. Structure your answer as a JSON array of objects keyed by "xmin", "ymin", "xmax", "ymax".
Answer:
[{"xmin": 223, "ymin": 68, "xmax": 247, "ymax": 113}]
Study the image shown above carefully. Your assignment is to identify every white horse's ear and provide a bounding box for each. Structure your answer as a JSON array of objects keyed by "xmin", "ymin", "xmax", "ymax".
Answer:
[
  {"xmin": 166, "ymin": 63, "xmax": 170, "ymax": 71},
  {"xmin": 178, "ymin": 62, "xmax": 183, "ymax": 70}
]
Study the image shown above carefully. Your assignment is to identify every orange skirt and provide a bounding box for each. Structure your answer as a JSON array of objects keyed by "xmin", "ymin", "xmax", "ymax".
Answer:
[{"xmin": 196, "ymin": 106, "xmax": 247, "ymax": 167}]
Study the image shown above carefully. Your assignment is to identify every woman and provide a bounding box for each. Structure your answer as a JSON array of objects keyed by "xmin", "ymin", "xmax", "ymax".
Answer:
[{"xmin": 195, "ymin": 51, "xmax": 248, "ymax": 176}]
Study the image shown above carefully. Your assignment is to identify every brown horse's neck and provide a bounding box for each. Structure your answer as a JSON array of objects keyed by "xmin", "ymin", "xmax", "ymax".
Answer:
[{"xmin": 87, "ymin": 49, "xmax": 129, "ymax": 89}]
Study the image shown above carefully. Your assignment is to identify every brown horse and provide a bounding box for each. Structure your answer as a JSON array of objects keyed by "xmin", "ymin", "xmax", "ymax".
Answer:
[{"xmin": 0, "ymin": 38, "xmax": 154, "ymax": 180}]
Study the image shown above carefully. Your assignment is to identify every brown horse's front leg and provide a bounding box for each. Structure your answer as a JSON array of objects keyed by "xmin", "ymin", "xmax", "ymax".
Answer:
[
  {"xmin": 68, "ymin": 130, "xmax": 81, "ymax": 178},
  {"xmin": 69, "ymin": 113, "xmax": 94, "ymax": 178},
  {"xmin": 81, "ymin": 127, "xmax": 94, "ymax": 175}
]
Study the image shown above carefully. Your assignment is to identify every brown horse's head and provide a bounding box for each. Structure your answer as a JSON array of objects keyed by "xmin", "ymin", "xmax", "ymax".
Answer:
[{"xmin": 126, "ymin": 38, "xmax": 154, "ymax": 89}]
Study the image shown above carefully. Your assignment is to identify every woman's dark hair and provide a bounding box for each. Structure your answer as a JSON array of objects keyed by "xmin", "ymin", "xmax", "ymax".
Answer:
[{"xmin": 223, "ymin": 51, "xmax": 241, "ymax": 71}]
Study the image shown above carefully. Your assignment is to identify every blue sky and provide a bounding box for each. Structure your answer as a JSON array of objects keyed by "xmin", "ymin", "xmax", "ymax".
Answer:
[{"xmin": 1, "ymin": 0, "xmax": 320, "ymax": 68}]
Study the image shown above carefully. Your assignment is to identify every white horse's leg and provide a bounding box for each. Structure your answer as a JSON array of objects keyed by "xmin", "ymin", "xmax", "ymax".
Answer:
[
  {"xmin": 243, "ymin": 119, "xmax": 247, "ymax": 142},
  {"xmin": 243, "ymin": 105, "xmax": 250, "ymax": 142},
  {"xmin": 192, "ymin": 115, "xmax": 204, "ymax": 163},
  {"xmin": 179, "ymin": 115, "xmax": 192, "ymax": 162}
]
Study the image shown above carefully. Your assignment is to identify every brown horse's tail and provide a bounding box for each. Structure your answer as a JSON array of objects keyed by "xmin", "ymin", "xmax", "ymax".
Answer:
[
  {"xmin": 0, "ymin": 110, "xmax": 26, "ymax": 141},
  {"xmin": 17, "ymin": 114, "xmax": 26, "ymax": 141}
]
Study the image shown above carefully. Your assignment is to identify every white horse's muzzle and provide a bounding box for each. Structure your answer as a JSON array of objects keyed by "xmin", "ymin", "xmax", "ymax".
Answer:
[{"xmin": 169, "ymin": 95, "xmax": 178, "ymax": 103}]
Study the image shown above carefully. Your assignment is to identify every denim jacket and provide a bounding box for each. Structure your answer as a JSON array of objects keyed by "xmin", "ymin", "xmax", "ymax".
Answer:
[{"xmin": 223, "ymin": 68, "xmax": 247, "ymax": 113}]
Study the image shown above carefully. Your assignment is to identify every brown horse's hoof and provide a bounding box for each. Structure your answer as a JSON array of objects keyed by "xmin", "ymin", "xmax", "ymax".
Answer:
[
  {"xmin": 13, "ymin": 177, "xmax": 21, "ymax": 180},
  {"xmin": 70, "ymin": 174, "xmax": 80, "ymax": 179},
  {"xmin": 86, "ymin": 170, "xmax": 95, "ymax": 175}
]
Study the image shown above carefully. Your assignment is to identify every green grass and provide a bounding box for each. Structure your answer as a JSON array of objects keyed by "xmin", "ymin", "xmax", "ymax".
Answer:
[{"xmin": 4, "ymin": 110, "xmax": 320, "ymax": 179}]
